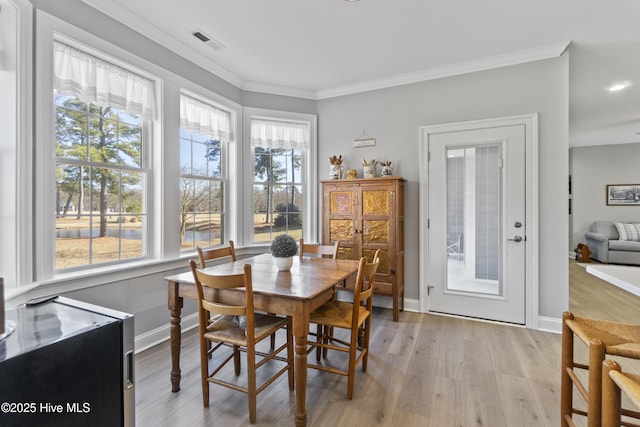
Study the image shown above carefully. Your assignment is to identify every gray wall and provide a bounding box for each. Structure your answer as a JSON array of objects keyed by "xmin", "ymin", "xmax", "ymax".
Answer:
[
  {"xmin": 570, "ymin": 143, "xmax": 640, "ymax": 249},
  {"xmin": 317, "ymin": 56, "xmax": 569, "ymax": 320},
  {"xmin": 25, "ymin": 0, "xmax": 569, "ymax": 333}
]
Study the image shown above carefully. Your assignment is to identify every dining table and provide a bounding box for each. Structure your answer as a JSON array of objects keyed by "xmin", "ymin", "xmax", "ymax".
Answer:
[{"xmin": 164, "ymin": 253, "xmax": 361, "ymax": 427}]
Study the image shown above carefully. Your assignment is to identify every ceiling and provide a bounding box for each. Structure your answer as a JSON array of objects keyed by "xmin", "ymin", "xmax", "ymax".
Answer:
[{"xmin": 82, "ymin": 0, "xmax": 640, "ymax": 147}]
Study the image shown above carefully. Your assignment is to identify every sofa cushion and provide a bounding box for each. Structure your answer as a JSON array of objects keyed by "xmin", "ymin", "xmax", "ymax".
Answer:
[
  {"xmin": 614, "ymin": 222, "xmax": 640, "ymax": 242},
  {"xmin": 609, "ymin": 240, "xmax": 640, "ymax": 251},
  {"xmin": 590, "ymin": 221, "xmax": 619, "ymax": 239}
]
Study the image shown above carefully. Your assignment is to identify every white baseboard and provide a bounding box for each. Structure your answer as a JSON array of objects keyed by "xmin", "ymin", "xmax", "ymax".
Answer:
[{"xmin": 537, "ymin": 315, "xmax": 561, "ymax": 334}]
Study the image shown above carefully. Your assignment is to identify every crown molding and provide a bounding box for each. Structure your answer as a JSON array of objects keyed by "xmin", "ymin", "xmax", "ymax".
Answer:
[
  {"xmin": 242, "ymin": 81, "xmax": 317, "ymax": 100},
  {"xmin": 316, "ymin": 41, "xmax": 571, "ymax": 99},
  {"xmin": 80, "ymin": 1, "xmax": 570, "ymax": 101},
  {"xmin": 81, "ymin": 0, "xmax": 245, "ymax": 88}
]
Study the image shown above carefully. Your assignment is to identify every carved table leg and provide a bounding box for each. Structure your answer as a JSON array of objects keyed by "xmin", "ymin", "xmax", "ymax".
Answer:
[
  {"xmin": 168, "ymin": 281, "xmax": 184, "ymax": 392},
  {"xmin": 293, "ymin": 317, "xmax": 308, "ymax": 427}
]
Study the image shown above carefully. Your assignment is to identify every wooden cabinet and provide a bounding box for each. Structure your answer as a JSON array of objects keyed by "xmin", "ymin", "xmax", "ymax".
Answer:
[{"xmin": 321, "ymin": 177, "xmax": 405, "ymax": 321}]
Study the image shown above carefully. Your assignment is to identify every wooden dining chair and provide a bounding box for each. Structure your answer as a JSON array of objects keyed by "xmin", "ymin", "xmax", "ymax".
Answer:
[
  {"xmin": 189, "ymin": 260, "xmax": 294, "ymax": 424},
  {"xmin": 561, "ymin": 311, "xmax": 640, "ymax": 427},
  {"xmin": 299, "ymin": 238, "xmax": 339, "ymax": 259},
  {"xmin": 306, "ymin": 250, "xmax": 380, "ymax": 400},
  {"xmin": 197, "ymin": 240, "xmax": 236, "ymax": 268},
  {"xmin": 602, "ymin": 359, "xmax": 640, "ymax": 427}
]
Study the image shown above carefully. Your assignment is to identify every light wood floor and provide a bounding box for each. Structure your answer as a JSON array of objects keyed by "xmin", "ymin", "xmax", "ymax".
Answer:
[
  {"xmin": 135, "ymin": 309, "xmax": 562, "ymax": 426},
  {"xmin": 569, "ymin": 259, "xmax": 640, "ymax": 324},
  {"xmin": 134, "ymin": 262, "xmax": 640, "ymax": 426}
]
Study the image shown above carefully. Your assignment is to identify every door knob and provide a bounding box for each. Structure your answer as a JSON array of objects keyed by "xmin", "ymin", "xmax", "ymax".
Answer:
[{"xmin": 507, "ymin": 235, "xmax": 523, "ymax": 242}]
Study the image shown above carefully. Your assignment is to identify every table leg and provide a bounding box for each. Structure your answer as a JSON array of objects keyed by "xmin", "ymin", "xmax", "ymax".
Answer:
[
  {"xmin": 293, "ymin": 317, "xmax": 308, "ymax": 427},
  {"xmin": 168, "ymin": 281, "xmax": 184, "ymax": 392}
]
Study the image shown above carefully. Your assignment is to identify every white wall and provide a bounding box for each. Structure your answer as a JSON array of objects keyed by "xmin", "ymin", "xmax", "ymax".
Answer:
[
  {"xmin": 570, "ymin": 143, "xmax": 640, "ymax": 249},
  {"xmin": 317, "ymin": 55, "xmax": 570, "ymax": 321}
]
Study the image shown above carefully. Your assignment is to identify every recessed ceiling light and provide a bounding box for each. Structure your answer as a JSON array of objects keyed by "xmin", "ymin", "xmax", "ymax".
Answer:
[{"xmin": 609, "ymin": 83, "xmax": 627, "ymax": 92}]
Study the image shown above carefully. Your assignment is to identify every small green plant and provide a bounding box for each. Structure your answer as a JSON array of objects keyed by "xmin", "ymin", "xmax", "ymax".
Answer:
[{"xmin": 270, "ymin": 234, "xmax": 298, "ymax": 257}]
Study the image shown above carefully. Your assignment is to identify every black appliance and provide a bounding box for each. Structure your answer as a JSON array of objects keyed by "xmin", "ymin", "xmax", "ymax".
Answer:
[{"xmin": 0, "ymin": 296, "xmax": 134, "ymax": 426}]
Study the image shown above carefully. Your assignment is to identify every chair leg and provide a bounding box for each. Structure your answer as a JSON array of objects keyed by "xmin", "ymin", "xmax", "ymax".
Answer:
[
  {"xmin": 347, "ymin": 325, "xmax": 360, "ymax": 400},
  {"xmin": 286, "ymin": 321, "xmax": 294, "ymax": 390},
  {"xmin": 247, "ymin": 346, "xmax": 257, "ymax": 424},
  {"xmin": 316, "ymin": 324, "xmax": 323, "ymax": 362},
  {"xmin": 561, "ymin": 312, "xmax": 574, "ymax": 427},
  {"xmin": 602, "ymin": 360, "xmax": 622, "ymax": 427},
  {"xmin": 233, "ymin": 344, "xmax": 241, "ymax": 375},
  {"xmin": 587, "ymin": 338, "xmax": 606, "ymax": 427},
  {"xmin": 200, "ymin": 336, "xmax": 210, "ymax": 407},
  {"xmin": 362, "ymin": 318, "xmax": 371, "ymax": 372},
  {"xmin": 323, "ymin": 326, "xmax": 332, "ymax": 359}
]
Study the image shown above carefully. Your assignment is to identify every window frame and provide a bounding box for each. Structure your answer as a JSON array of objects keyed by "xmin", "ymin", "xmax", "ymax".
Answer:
[
  {"xmin": 178, "ymin": 91, "xmax": 234, "ymax": 252},
  {"xmin": 243, "ymin": 107, "xmax": 318, "ymax": 246},
  {"xmin": 34, "ymin": 12, "xmax": 170, "ymax": 288}
]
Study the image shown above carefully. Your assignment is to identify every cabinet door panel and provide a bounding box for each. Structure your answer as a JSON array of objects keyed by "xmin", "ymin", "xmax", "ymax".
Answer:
[
  {"xmin": 363, "ymin": 220, "xmax": 389, "ymax": 243},
  {"xmin": 329, "ymin": 191, "xmax": 355, "ymax": 215},
  {"xmin": 362, "ymin": 190, "xmax": 389, "ymax": 215}
]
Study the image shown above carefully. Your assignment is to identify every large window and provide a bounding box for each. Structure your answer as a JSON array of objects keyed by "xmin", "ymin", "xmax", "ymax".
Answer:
[
  {"xmin": 52, "ymin": 40, "xmax": 156, "ymax": 271},
  {"xmin": 179, "ymin": 94, "xmax": 231, "ymax": 251},
  {"xmin": 250, "ymin": 118, "xmax": 309, "ymax": 242}
]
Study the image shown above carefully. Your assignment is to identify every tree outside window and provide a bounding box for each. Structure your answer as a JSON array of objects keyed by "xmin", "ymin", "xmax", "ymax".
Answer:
[
  {"xmin": 54, "ymin": 94, "xmax": 145, "ymax": 269},
  {"xmin": 179, "ymin": 130, "xmax": 224, "ymax": 250},
  {"xmin": 253, "ymin": 147, "xmax": 302, "ymax": 241}
]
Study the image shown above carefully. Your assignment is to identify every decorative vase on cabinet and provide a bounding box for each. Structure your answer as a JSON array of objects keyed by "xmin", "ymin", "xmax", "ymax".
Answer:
[{"xmin": 321, "ymin": 176, "xmax": 405, "ymax": 321}]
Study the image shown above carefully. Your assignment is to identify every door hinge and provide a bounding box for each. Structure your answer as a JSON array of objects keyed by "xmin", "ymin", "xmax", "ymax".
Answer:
[
  {"xmin": 427, "ymin": 285, "xmax": 434, "ymax": 296},
  {"xmin": 427, "ymin": 218, "xmax": 430, "ymax": 228},
  {"xmin": 498, "ymin": 156, "xmax": 504, "ymax": 169},
  {"xmin": 428, "ymin": 151, "xmax": 431, "ymax": 162}
]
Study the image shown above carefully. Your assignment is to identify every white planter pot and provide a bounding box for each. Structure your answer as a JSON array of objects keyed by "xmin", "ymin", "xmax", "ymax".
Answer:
[{"xmin": 274, "ymin": 256, "xmax": 293, "ymax": 271}]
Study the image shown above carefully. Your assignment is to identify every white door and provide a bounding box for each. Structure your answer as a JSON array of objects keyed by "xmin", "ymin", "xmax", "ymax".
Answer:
[{"xmin": 425, "ymin": 124, "xmax": 526, "ymax": 324}]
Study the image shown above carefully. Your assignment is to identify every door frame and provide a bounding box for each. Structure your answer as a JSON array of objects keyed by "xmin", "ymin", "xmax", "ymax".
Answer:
[{"xmin": 418, "ymin": 114, "xmax": 539, "ymax": 328}]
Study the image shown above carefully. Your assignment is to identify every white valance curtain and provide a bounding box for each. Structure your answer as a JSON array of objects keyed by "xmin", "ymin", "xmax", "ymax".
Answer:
[
  {"xmin": 180, "ymin": 95, "xmax": 233, "ymax": 142},
  {"xmin": 53, "ymin": 41, "xmax": 157, "ymax": 121},
  {"xmin": 250, "ymin": 118, "xmax": 309, "ymax": 150}
]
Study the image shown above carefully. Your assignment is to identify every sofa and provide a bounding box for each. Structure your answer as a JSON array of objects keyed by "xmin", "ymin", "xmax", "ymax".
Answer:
[{"xmin": 585, "ymin": 220, "xmax": 640, "ymax": 265}]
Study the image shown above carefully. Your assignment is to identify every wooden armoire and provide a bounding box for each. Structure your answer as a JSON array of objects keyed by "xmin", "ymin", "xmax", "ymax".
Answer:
[{"xmin": 321, "ymin": 176, "xmax": 405, "ymax": 321}]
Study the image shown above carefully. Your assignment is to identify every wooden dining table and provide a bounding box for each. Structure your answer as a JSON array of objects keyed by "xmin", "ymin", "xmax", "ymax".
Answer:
[{"xmin": 164, "ymin": 253, "xmax": 361, "ymax": 427}]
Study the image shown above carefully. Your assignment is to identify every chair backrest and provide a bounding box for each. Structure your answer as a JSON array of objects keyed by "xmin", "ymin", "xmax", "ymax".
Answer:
[
  {"xmin": 197, "ymin": 240, "xmax": 236, "ymax": 268},
  {"xmin": 299, "ymin": 238, "xmax": 339, "ymax": 259},
  {"xmin": 189, "ymin": 260, "xmax": 254, "ymax": 328},
  {"xmin": 352, "ymin": 249, "xmax": 380, "ymax": 311}
]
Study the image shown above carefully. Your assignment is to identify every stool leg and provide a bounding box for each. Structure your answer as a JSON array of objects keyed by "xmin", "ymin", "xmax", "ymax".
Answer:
[
  {"xmin": 587, "ymin": 338, "xmax": 605, "ymax": 427},
  {"xmin": 602, "ymin": 360, "xmax": 621, "ymax": 427},
  {"xmin": 561, "ymin": 312, "xmax": 575, "ymax": 426}
]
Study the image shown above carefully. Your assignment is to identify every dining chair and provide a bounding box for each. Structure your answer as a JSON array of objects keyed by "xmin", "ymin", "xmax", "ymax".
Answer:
[
  {"xmin": 601, "ymin": 359, "xmax": 640, "ymax": 427},
  {"xmin": 561, "ymin": 311, "xmax": 640, "ymax": 427},
  {"xmin": 299, "ymin": 238, "xmax": 339, "ymax": 259},
  {"xmin": 197, "ymin": 240, "xmax": 236, "ymax": 268},
  {"xmin": 197, "ymin": 241, "xmax": 239, "ymax": 350},
  {"xmin": 306, "ymin": 250, "xmax": 380, "ymax": 400},
  {"xmin": 189, "ymin": 260, "xmax": 294, "ymax": 424}
]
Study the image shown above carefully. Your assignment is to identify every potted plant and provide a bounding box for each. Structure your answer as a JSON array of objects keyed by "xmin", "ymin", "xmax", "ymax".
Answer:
[{"xmin": 270, "ymin": 234, "xmax": 298, "ymax": 271}]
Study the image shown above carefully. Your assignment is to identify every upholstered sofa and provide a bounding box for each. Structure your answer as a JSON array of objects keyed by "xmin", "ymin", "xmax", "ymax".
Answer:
[{"xmin": 585, "ymin": 221, "xmax": 640, "ymax": 265}]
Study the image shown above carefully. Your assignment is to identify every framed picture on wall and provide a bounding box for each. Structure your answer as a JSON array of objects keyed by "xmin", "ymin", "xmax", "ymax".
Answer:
[{"xmin": 606, "ymin": 184, "xmax": 640, "ymax": 205}]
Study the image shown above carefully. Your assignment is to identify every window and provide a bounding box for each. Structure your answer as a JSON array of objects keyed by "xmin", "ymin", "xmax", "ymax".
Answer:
[
  {"xmin": 53, "ymin": 40, "xmax": 156, "ymax": 270},
  {"xmin": 250, "ymin": 117, "xmax": 309, "ymax": 242},
  {"xmin": 179, "ymin": 94, "xmax": 231, "ymax": 251}
]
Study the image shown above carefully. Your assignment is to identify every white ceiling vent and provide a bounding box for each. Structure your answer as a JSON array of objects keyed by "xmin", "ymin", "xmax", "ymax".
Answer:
[{"xmin": 191, "ymin": 29, "xmax": 225, "ymax": 51}]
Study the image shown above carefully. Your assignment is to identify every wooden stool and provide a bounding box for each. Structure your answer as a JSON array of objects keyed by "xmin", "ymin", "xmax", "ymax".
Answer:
[
  {"xmin": 601, "ymin": 360, "xmax": 640, "ymax": 427},
  {"xmin": 561, "ymin": 312, "xmax": 640, "ymax": 427}
]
